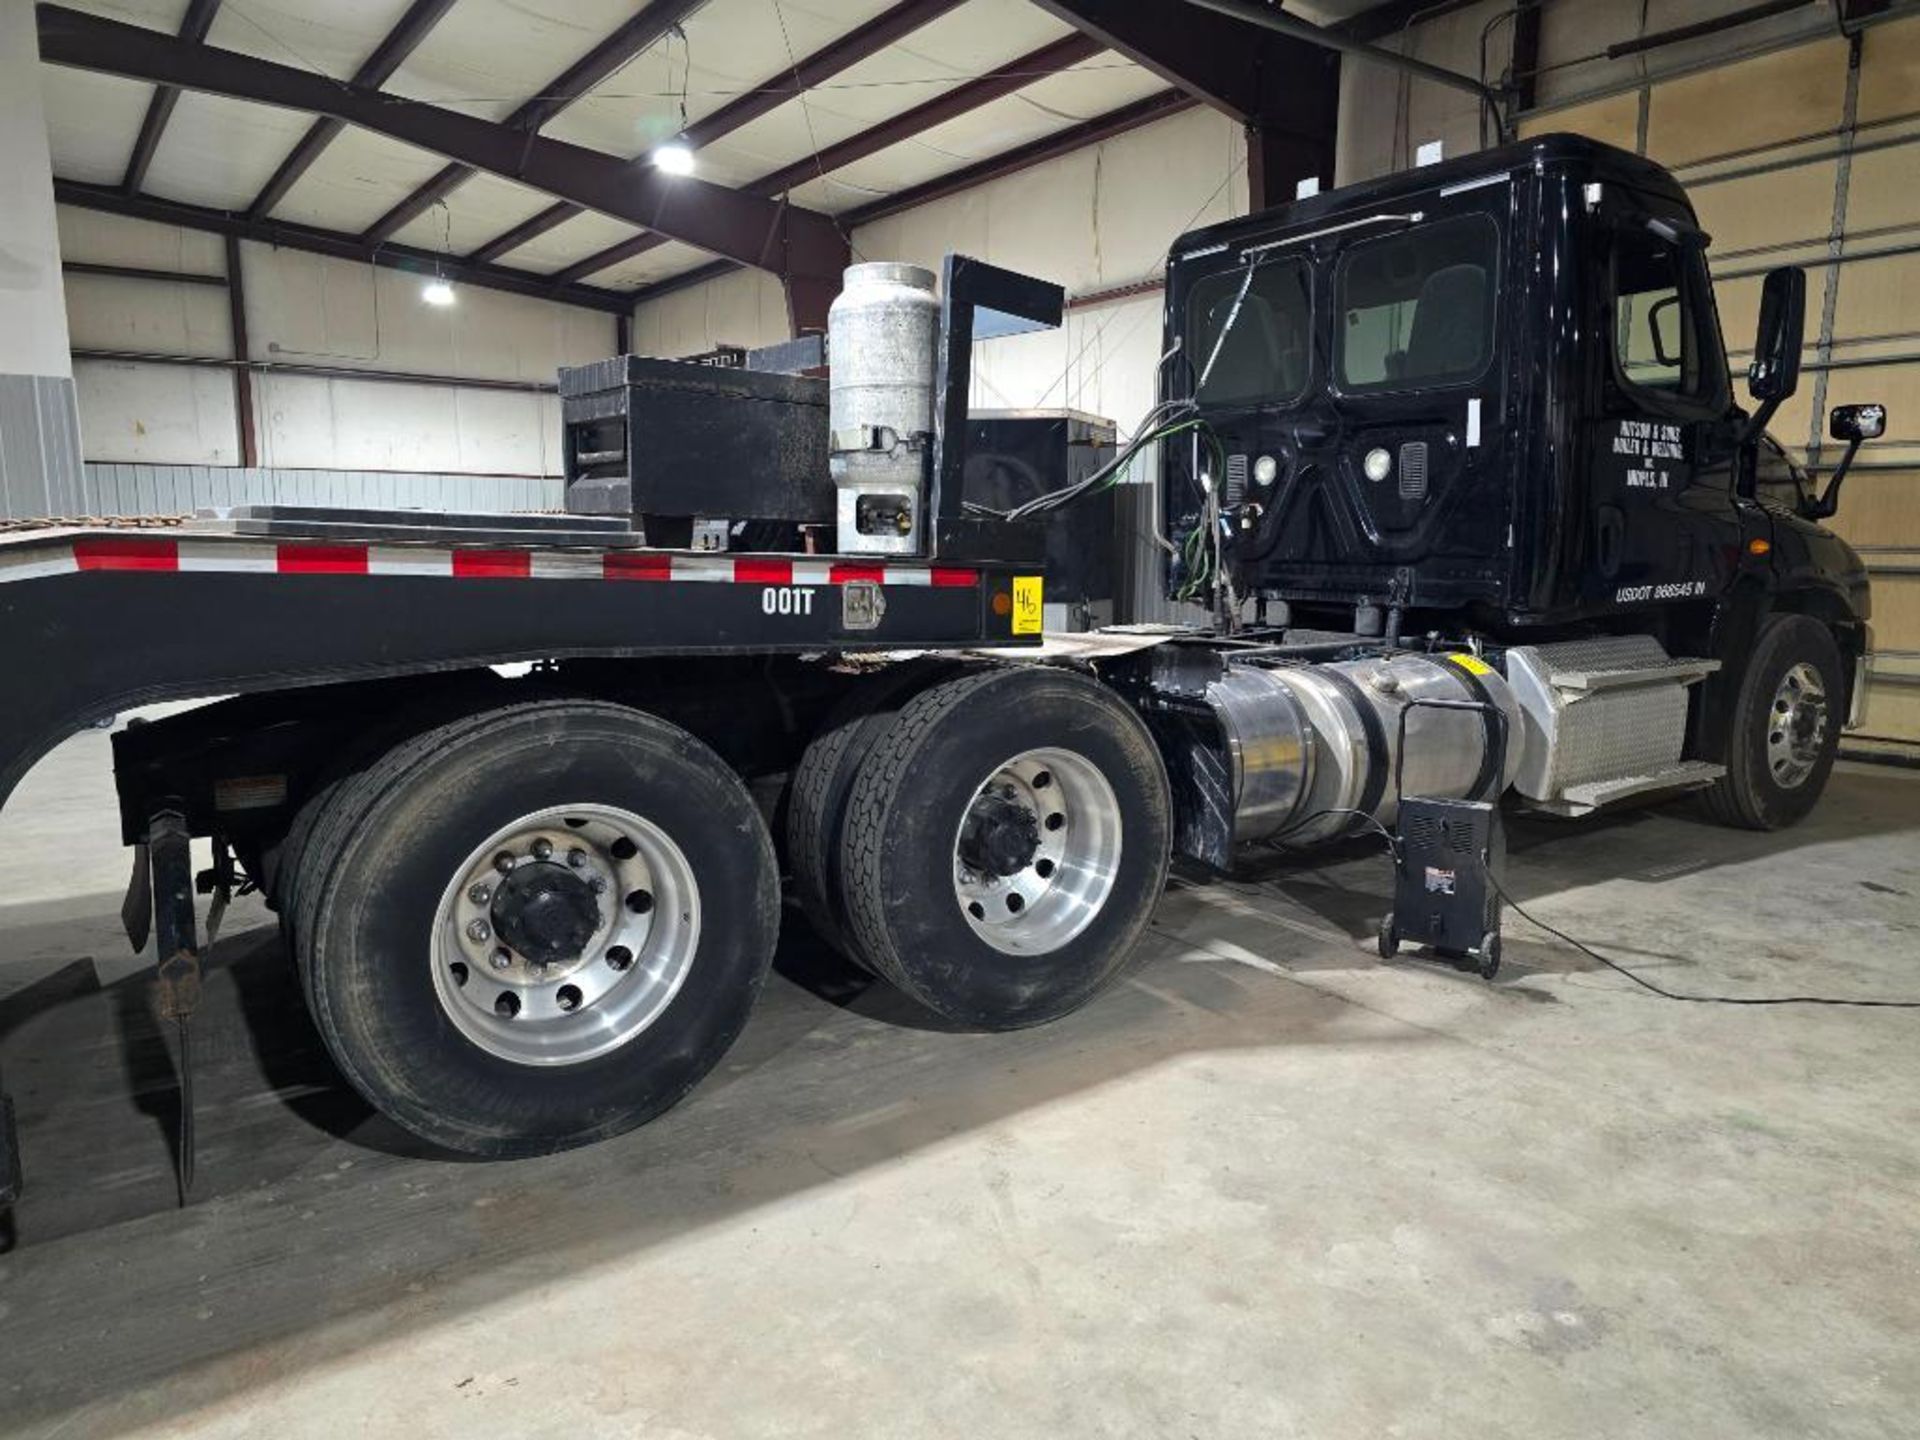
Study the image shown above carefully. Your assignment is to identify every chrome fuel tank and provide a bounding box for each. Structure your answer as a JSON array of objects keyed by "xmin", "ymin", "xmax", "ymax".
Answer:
[{"xmin": 1207, "ymin": 653, "xmax": 1523, "ymax": 847}]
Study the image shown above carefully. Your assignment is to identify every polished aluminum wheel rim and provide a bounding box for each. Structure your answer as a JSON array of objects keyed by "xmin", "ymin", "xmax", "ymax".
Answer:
[
  {"xmin": 952, "ymin": 747, "xmax": 1122, "ymax": 956},
  {"xmin": 430, "ymin": 803, "xmax": 699, "ymax": 1067},
  {"xmin": 1767, "ymin": 661, "xmax": 1829, "ymax": 790}
]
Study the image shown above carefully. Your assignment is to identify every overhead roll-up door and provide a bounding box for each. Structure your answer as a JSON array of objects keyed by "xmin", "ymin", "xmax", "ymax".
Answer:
[{"xmin": 1524, "ymin": 15, "xmax": 1920, "ymax": 757}]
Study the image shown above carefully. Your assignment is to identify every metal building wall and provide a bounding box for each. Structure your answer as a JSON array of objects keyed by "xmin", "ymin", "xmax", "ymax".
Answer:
[
  {"xmin": 1523, "ymin": 10, "xmax": 1920, "ymax": 755},
  {"xmin": 79, "ymin": 464, "xmax": 563, "ymax": 517},
  {"xmin": 0, "ymin": 375, "xmax": 85, "ymax": 520}
]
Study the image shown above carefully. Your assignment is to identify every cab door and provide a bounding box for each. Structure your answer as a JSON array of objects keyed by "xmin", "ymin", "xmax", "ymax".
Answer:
[
  {"xmin": 1582, "ymin": 189, "xmax": 1752, "ymax": 612},
  {"xmin": 1318, "ymin": 202, "xmax": 1510, "ymax": 578}
]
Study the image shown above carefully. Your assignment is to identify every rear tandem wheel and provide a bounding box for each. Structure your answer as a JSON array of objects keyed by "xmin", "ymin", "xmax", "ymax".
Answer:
[
  {"xmin": 287, "ymin": 700, "xmax": 780, "ymax": 1158},
  {"xmin": 833, "ymin": 666, "xmax": 1173, "ymax": 1030}
]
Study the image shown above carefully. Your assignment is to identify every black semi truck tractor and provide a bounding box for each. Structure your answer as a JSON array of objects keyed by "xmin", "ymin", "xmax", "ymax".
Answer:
[{"xmin": 0, "ymin": 135, "xmax": 1884, "ymax": 1193}]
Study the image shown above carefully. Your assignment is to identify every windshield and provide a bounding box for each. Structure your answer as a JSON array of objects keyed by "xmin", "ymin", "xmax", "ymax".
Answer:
[{"xmin": 1184, "ymin": 256, "xmax": 1311, "ymax": 408}]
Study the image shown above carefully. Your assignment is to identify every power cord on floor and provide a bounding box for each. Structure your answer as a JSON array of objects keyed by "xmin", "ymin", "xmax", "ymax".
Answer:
[
  {"xmin": 1281, "ymin": 812, "xmax": 1920, "ymax": 1009},
  {"xmin": 1482, "ymin": 869, "xmax": 1920, "ymax": 1009}
]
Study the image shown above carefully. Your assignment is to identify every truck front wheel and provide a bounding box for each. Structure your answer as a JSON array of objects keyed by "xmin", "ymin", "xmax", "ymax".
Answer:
[
  {"xmin": 1702, "ymin": 614, "xmax": 1843, "ymax": 830},
  {"xmin": 291, "ymin": 701, "xmax": 780, "ymax": 1157},
  {"xmin": 838, "ymin": 667, "xmax": 1172, "ymax": 1029}
]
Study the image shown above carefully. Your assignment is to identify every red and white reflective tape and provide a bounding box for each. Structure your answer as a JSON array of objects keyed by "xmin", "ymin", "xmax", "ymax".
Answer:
[{"xmin": 0, "ymin": 536, "xmax": 981, "ymax": 589}]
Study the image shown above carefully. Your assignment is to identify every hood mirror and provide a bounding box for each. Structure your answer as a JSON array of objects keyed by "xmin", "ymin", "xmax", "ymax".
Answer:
[
  {"xmin": 1830, "ymin": 403, "xmax": 1886, "ymax": 442},
  {"xmin": 1805, "ymin": 402, "xmax": 1888, "ymax": 520}
]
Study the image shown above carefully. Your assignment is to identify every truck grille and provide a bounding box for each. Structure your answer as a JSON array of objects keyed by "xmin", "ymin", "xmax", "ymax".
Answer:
[
  {"xmin": 1398, "ymin": 441, "xmax": 1428, "ymax": 501},
  {"xmin": 1225, "ymin": 452, "xmax": 1249, "ymax": 504}
]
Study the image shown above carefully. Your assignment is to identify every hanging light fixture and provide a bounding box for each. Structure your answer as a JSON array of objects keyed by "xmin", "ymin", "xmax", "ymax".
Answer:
[
  {"xmin": 422, "ymin": 199, "xmax": 457, "ymax": 306},
  {"xmin": 652, "ymin": 141, "xmax": 695, "ymax": 176},
  {"xmin": 650, "ymin": 26, "xmax": 695, "ymax": 177}
]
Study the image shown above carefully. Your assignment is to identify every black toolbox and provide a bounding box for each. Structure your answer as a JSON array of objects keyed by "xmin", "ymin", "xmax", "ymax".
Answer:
[{"xmin": 558, "ymin": 356, "xmax": 833, "ymax": 546}]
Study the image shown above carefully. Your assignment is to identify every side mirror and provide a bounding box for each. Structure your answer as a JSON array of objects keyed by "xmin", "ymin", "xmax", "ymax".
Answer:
[
  {"xmin": 1830, "ymin": 402, "xmax": 1886, "ymax": 442},
  {"xmin": 1806, "ymin": 402, "xmax": 1888, "ymax": 520},
  {"xmin": 1748, "ymin": 266, "xmax": 1806, "ymax": 404}
]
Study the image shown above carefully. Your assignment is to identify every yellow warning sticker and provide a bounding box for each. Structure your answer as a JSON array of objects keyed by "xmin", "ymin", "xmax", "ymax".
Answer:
[
  {"xmin": 1446, "ymin": 652, "xmax": 1495, "ymax": 676},
  {"xmin": 1011, "ymin": 575, "xmax": 1044, "ymax": 635}
]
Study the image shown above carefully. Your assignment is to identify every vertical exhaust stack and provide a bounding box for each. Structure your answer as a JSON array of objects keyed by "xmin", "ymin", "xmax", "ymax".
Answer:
[{"xmin": 829, "ymin": 263, "xmax": 939, "ymax": 556}]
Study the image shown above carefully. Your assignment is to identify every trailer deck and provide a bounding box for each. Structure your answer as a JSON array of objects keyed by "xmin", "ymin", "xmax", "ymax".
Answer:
[{"xmin": 0, "ymin": 514, "xmax": 1037, "ymax": 814}]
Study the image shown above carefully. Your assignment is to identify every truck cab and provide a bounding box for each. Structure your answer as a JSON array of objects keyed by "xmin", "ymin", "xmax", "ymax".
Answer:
[
  {"xmin": 1157, "ymin": 133, "xmax": 1882, "ymax": 834},
  {"xmin": 1162, "ymin": 133, "xmax": 1872, "ymax": 653}
]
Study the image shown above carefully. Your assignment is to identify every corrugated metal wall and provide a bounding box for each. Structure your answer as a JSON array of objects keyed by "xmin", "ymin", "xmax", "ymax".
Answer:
[
  {"xmin": 1525, "ymin": 12, "xmax": 1920, "ymax": 756},
  {"xmin": 79, "ymin": 464, "xmax": 564, "ymax": 517},
  {"xmin": 0, "ymin": 373, "xmax": 84, "ymax": 520}
]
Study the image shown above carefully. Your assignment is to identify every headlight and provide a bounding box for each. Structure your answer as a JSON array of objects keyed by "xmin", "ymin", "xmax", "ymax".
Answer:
[
  {"xmin": 1252, "ymin": 454, "xmax": 1279, "ymax": 486},
  {"xmin": 1363, "ymin": 447, "xmax": 1393, "ymax": 482}
]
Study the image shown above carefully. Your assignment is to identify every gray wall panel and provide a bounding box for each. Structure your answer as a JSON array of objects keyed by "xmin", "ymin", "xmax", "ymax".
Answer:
[
  {"xmin": 0, "ymin": 373, "xmax": 84, "ymax": 519},
  {"xmin": 75, "ymin": 463, "xmax": 566, "ymax": 517}
]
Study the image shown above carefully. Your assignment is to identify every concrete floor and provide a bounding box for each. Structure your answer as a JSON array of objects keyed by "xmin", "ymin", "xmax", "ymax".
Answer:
[{"xmin": 1, "ymin": 717, "xmax": 1918, "ymax": 1440}]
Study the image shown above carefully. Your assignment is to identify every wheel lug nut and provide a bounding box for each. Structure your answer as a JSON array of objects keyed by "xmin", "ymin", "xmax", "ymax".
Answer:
[
  {"xmin": 490, "ymin": 949, "xmax": 512, "ymax": 971},
  {"xmin": 493, "ymin": 851, "xmax": 515, "ymax": 874},
  {"xmin": 532, "ymin": 838, "xmax": 553, "ymax": 861},
  {"xmin": 466, "ymin": 919, "xmax": 491, "ymax": 943},
  {"xmin": 589, "ymin": 876, "xmax": 607, "ymax": 894},
  {"xmin": 568, "ymin": 848, "xmax": 587, "ymax": 869},
  {"xmin": 468, "ymin": 883, "xmax": 492, "ymax": 905}
]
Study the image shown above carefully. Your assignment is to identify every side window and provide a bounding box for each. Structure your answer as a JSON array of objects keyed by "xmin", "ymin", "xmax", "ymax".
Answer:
[
  {"xmin": 1186, "ymin": 257, "xmax": 1312, "ymax": 407},
  {"xmin": 1612, "ymin": 223, "xmax": 1724, "ymax": 406},
  {"xmin": 1335, "ymin": 214, "xmax": 1498, "ymax": 392}
]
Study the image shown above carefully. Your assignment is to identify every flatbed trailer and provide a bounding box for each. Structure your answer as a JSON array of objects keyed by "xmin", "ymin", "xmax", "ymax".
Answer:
[
  {"xmin": 0, "ymin": 520, "xmax": 1028, "ymax": 812},
  {"xmin": 0, "ymin": 136, "xmax": 1887, "ymax": 1203}
]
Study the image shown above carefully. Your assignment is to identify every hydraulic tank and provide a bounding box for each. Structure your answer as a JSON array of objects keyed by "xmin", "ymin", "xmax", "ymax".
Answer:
[
  {"xmin": 828, "ymin": 262, "xmax": 939, "ymax": 555},
  {"xmin": 1206, "ymin": 653, "xmax": 1524, "ymax": 847}
]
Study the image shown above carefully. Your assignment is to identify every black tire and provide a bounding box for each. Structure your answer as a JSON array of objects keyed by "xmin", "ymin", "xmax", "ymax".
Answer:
[
  {"xmin": 1701, "ymin": 614, "xmax": 1844, "ymax": 831},
  {"xmin": 290, "ymin": 700, "xmax": 780, "ymax": 1158},
  {"xmin": 839, "ymin": 666, "xmax": 1172, "ymax": 1029},
  {"xmin": 272, "ymin": 691, "xmax": 501, "ymax": 991},
  {"xmin": 1377, "ymin": 915, "xmax": 1399, "ymax": 960},
  {"xmin": 1479, "ymin": 930, "xmax": 1501, "ymax": 980},
  {"xmin": 786, "ymin": 659, "xmax": 965, "ymax": 951}
]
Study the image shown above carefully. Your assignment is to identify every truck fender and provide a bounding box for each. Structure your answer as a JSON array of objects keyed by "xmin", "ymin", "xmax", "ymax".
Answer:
[{"xmin": 1693, "ymin": 581, "xmax": 1863, "ymax": 763}]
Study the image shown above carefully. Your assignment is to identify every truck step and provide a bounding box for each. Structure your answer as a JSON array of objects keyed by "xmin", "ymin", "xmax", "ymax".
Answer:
[
  {"xmin": 1548, "ymin": 657, "xmax": 1720, "ymax": 693},
  {"xmin": 1548, "ymin": 761, "xmax": 1726, "ymax": 814}
]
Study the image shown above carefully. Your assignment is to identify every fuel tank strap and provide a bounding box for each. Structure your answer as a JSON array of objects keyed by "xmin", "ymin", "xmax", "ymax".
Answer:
[
  {"xmin": 1439, "ymin": 656, "xmax": 1506, "ymax": 801},
  {"xmin": 1312, "ymin": 665, "xmax": 1389, "ymax": 823}
]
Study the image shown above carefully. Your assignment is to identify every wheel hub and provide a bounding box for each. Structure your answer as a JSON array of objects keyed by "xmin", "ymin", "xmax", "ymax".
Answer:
[
  {"xmin": 490, "ymin": 863, "xmax": 601, "ymax": 965},
  {"xmin": 1766, "ymin": 661, "xmax": 1829, "ymax": 789},
  {"xmin": 431, "ymin": 805, "xmax": 702, "ymax": 1067},
  {"xmin": 952, "ymin": 748, "xmax": 1123, "ymax": 957},
  {"xmin": 958, "ymin": 788, "xmax": 1041, "ymax": 877}
]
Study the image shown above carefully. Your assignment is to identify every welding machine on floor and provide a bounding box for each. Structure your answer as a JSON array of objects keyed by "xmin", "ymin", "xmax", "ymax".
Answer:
[{"xmin": 1377, "ymin": 697, "xmax": 1507, "ymax": 979}]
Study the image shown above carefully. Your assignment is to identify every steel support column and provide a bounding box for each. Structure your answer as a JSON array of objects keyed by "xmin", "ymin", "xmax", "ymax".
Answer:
[{"xmin": 225, "ymin": 236, "xmax": 257, "ymax": 469}]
